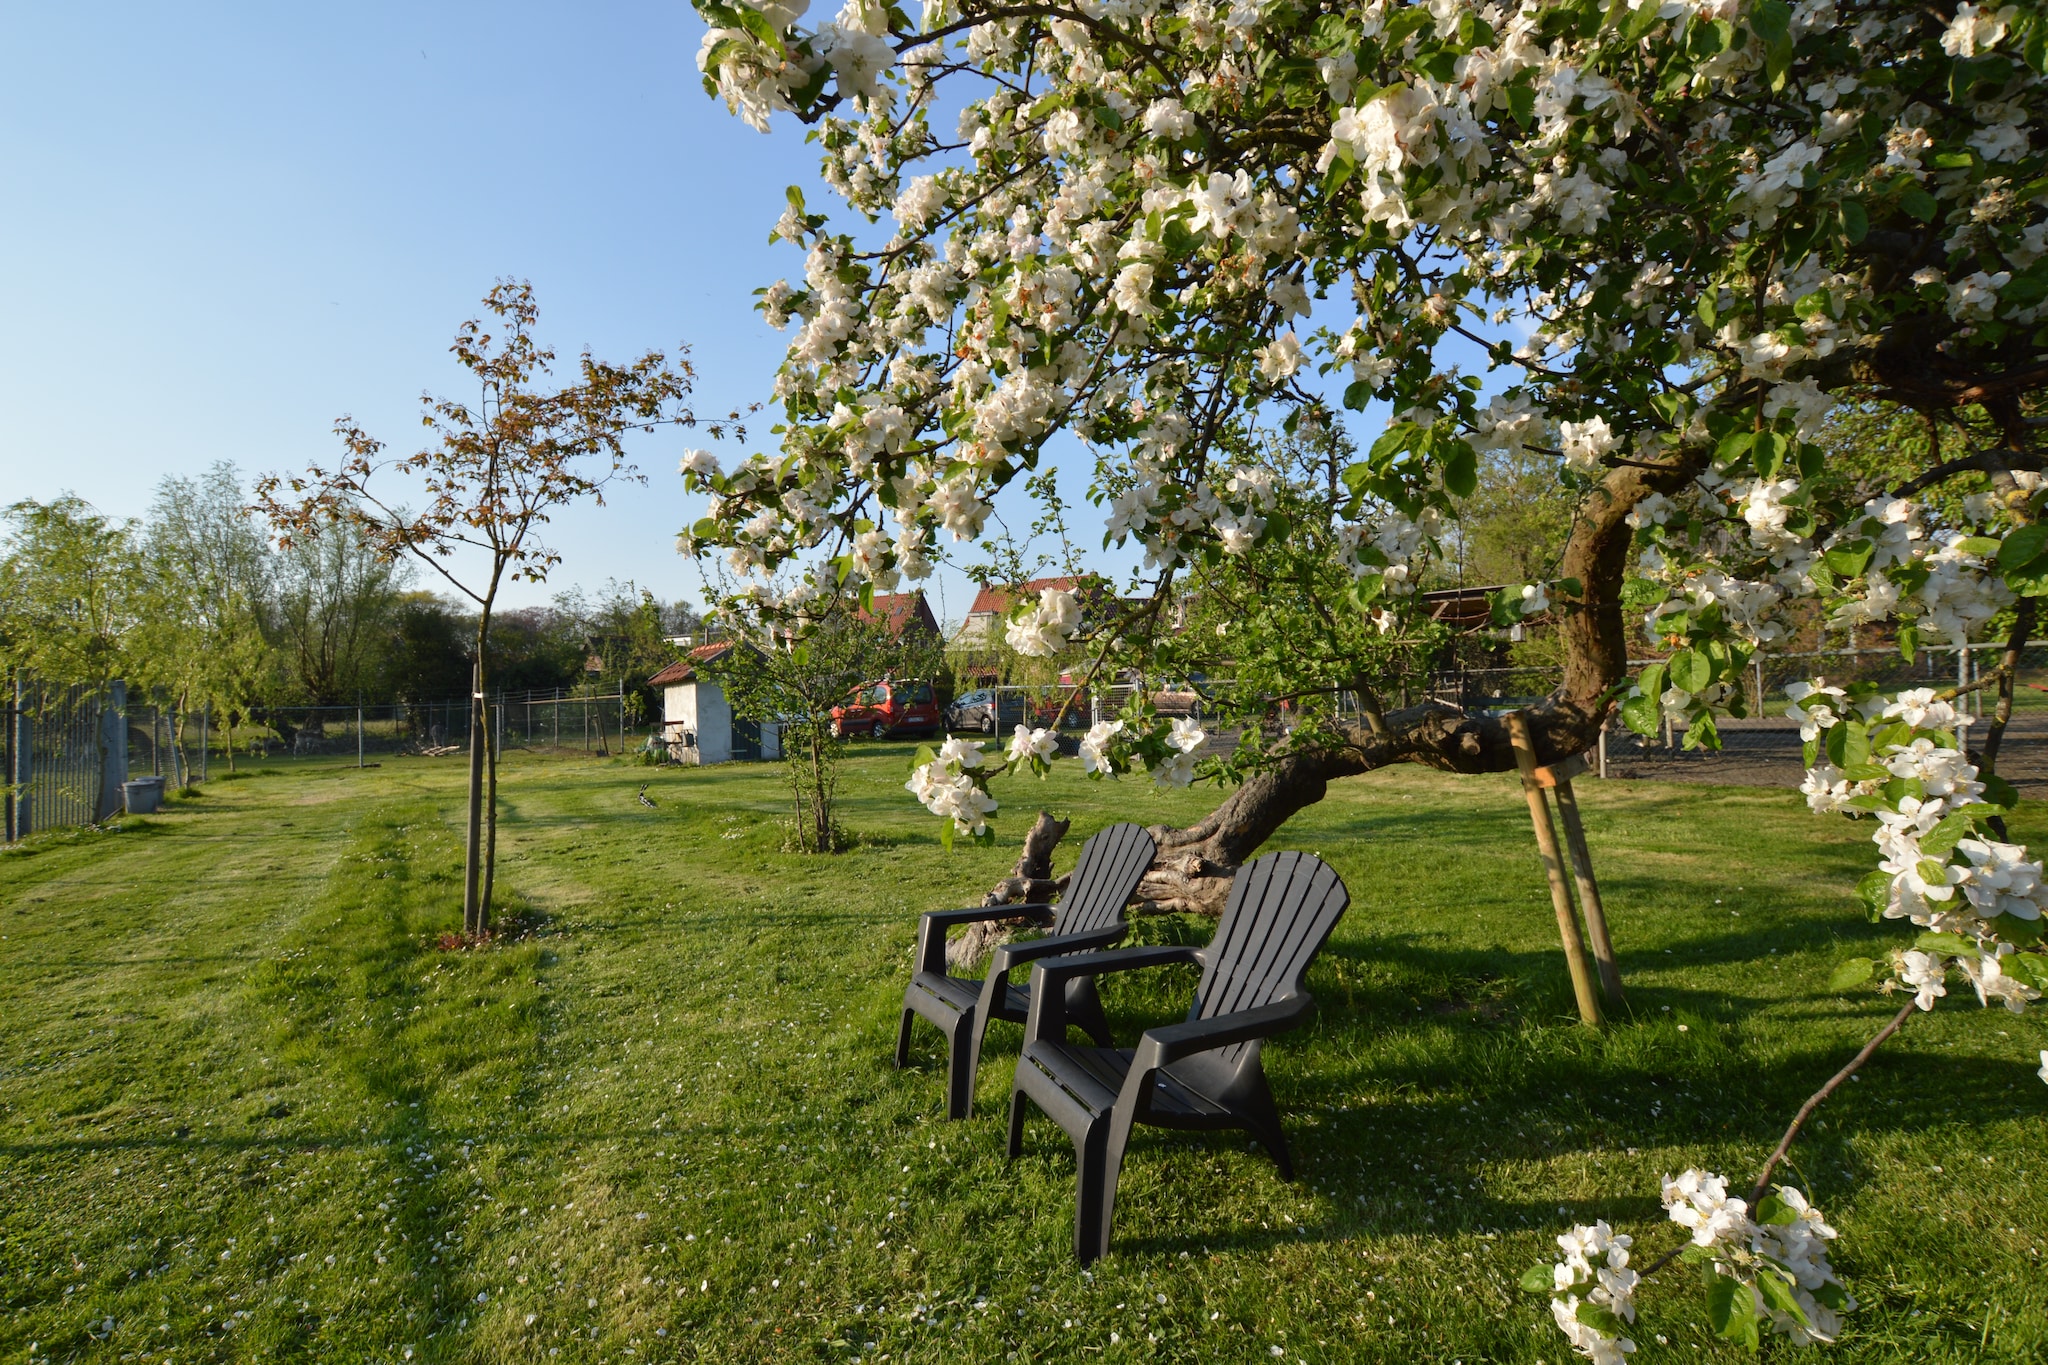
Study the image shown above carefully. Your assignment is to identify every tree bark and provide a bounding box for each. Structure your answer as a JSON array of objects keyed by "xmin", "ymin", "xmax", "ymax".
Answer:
[
  {"xmin": 988, "ymin": 447, "xmax": 1709, "ymax": 914},
  {"xmin": 463, "ymin": 654, "xmax": 486, "ymax": 937},
  {"xmin": 950, "ymin": 809, "xmax": 1072, "ymax": 968}
]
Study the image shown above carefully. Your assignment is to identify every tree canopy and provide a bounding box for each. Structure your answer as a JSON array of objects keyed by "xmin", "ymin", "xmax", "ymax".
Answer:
[{"xmin": 688, "ymin": 0, "xmax": 2048, "ymax": 1352}]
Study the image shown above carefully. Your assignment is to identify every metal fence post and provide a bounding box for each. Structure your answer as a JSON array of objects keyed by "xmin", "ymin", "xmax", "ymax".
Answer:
[
  {"xmin": 6, "ymin": 672, "xmax": 25, "ymax": 841},
  {"xmin": 98, "ymin": 679, "xmax": 128, "ymax": 821}
]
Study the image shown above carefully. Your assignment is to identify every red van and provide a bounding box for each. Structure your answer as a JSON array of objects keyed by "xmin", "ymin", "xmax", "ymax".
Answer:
[{"xmin": 830, "ymin": 679, "xmax": 944, "ymax": 739}]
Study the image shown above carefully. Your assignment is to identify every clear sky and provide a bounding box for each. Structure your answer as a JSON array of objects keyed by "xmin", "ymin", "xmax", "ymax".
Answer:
[
  {"xmin": 1, "ymin": 4, "xmax": 1427, "ymax": 622},
  {"xmin": 1, "ymin": 2, "xmax": 996, "ymax": 621}
]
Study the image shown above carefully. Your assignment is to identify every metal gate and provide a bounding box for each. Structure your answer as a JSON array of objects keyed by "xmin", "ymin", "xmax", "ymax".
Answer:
[{"xmin": 5, "ymin": 676, "xmax": 126, "ymax": 839}]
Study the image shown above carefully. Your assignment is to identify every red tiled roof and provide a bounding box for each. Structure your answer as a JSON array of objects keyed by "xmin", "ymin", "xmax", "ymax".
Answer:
[
  {"xmin": 647, "ymin": 641, "xmax": 739, "ymax": 687},
  {"xmin": 858, "ymin": 591, "xmax": 940, "ymax": 638},
  {"xmin": 966, "ymin": 576, "xmax": 1084, "ymax": 617}
]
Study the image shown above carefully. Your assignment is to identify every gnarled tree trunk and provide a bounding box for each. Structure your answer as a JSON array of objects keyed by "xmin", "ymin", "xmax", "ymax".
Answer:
[{"xmin": 990, "ymin": 448, "xmax": 1709, "ymax": 915}]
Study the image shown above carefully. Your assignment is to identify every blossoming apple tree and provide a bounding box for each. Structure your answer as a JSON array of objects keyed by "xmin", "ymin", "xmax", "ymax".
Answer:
[{"xmin": 685, "ymin": 0, "xmax": 2048, "ymax": 1351}]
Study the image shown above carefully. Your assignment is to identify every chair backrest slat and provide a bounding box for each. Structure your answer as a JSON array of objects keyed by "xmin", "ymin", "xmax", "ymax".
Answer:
[
  {"xmin": 1191, "ymin": 852, "xmax": 1349, "ymax": 1045},
  {"xmin": 1049, "ymin": 822, "xmax": 1155, "ymax": 936}
]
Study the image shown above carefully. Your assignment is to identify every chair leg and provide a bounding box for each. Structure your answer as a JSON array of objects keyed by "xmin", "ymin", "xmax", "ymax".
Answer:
[
  {"xmin": 1074, "ymin": 1119, "xmax": 1113, "ymax": 1265},
  {"xmin": 1239, "ymin": 1074, "xmax": 1293, "ymax": 1180},
  {"xmin": 1006, "ymin": 1086, "xmax": 1030, "ymax": 1159},
  {"xmin": 958, "ymin": 1005, "xmax": 996, "ymax": 1116},
  {"xmin": 945, "ymin": 1010, "xmax": 978, "ymax": 1120},
  {"xmin": 893, "ymin": 1006, "xmax": 916, "ymax": 1069},
  {"xmin": 1064, "ymin": 975, "xmax": 1116, "ymax": 1048}
]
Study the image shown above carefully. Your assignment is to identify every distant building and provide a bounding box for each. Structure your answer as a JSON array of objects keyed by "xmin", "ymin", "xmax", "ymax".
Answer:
[
  {"xmin": 647, "ymin": 642, "xmax": 779, "ymax": 764},
  {"xmin": 953, "ymin": 576, "xmax": 1090, "ymax": 646},
  {"xmin": 858, "ymin": 590, "xmax": 941, "ymax": 641}
]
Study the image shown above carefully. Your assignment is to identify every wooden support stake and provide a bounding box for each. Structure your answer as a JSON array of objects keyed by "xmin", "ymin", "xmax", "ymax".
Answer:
[
  {"xmin": 1553, "ymin": 778, "xmax": 1625, "ymax": 1008},
  {"xmin": 1508, "ymin": 711, "xmax": 1603, "ymax": 1027}
]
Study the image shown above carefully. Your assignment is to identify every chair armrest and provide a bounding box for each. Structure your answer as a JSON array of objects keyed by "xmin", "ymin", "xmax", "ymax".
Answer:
[
  {"xmin": 987, "ymin": 925, "xmax": 1126, "ymax": 977},
  {"xmin": 1132, "ymin": 993, "xmax": 1315, "ymax": 1068},
  {"xmin": 1023, "ymin": 944, "xmax": 1204, "ymax": 1042},
  {"xmin": 915, "ymin": 904, "xmax": 1054, "ymax": 974}
]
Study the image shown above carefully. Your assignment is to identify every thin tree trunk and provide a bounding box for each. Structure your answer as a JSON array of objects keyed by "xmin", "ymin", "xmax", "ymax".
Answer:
[
  {"xmin": 463, "ymin": 654, "xmax": 486, "ymax": 937},
  {"xmin": 1979, "ymin": 599, "xmax": 2034, "ymax": 840},
  {"xmin": 481, "ymin": 697, "xmax": 499, "ymax": 929},
  {"xmin": 226, "ymin": 713, "xmax": 236, "ymax": 775},
  {"xmin": 468, "ymin": 593, "xmax": 500, "ymax": 938},
  {"xmin": 810, "ymin": 726, "xmax": 831, "ymax": 852},
  {"xmin": 171, "ymin": 691, "xmax": 190, "ymax": 789}
]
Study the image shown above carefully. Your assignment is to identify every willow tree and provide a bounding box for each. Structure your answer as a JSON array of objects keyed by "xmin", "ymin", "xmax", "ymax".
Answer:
[
  {"xmin": 259, "ymin": 282, "xmax": 722, "ymax": 937},
  {"xmin": 688, "ymin": 0, "xmax": 2048, "ymax": 1350}
]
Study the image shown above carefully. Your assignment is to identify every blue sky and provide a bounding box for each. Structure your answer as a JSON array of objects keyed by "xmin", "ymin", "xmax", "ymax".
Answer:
[
  {"xmin": 0, "ymin": 3, "xmax": 1434, "ymax": 621},
  {"xmin": 2, "ymin": 4, "xmax": 913, "ymax": 611}
]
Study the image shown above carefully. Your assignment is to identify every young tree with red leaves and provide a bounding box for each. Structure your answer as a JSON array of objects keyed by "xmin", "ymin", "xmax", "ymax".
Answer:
[{"xmin": 259, "ymin": 281, "xmax": 735, "ymax": 936}]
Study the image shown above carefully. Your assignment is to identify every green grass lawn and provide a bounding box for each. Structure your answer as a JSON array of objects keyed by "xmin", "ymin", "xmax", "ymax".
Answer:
[{"xmin": 2, "ymin": 745, "xmax": 2044, "ymax": 1364}]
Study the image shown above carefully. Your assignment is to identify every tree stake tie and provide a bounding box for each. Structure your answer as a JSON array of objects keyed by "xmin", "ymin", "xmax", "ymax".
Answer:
[{"xmin": 1508, "ymin": 710, "xmax": 1625, "ymax": 1027}]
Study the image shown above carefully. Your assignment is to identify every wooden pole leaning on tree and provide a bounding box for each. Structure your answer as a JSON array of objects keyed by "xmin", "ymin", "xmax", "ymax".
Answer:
[
  {"xmin": 1551, "ymin": 779, "xmax": 1626, "ymax": 1008},
  {"xmin": 1507, "ymin": 710, "xmax": 1603, "ymax": 1027}
]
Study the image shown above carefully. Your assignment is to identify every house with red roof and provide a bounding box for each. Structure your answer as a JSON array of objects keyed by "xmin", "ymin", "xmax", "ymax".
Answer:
[
  {"xmin": 953, "ymin": 576, "xmax": 1090, "ymax": 646},
  {"xmin": 857, "ymin": 591, "xmax": 941, "ymax": 641}
]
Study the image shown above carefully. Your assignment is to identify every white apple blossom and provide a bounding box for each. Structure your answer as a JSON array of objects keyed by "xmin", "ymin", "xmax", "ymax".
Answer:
[
  {"xmin": 1006, "ymin": 724, "xmax": 1057, "ymax": 767},
  {"xmin": 1558, "ymin": 416, "xmax": 1616, "ymax": 471}
]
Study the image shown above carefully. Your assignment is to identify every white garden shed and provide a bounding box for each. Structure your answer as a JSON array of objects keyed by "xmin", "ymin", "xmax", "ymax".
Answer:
[{"xmin": 648, "ymin": 642, "xmax": 780, "ymax": 764}]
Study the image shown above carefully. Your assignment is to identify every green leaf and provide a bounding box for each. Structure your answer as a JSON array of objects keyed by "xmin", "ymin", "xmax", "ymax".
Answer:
[
  {"xmin": 1519, "ymin": 1263, "xmax": 1555, "ymax": 1293},
  {"xmin": 1920, "ymin": 807, "xmax": 1981, "ymax": 859},
  {"xmin": 1838, "ymin": 199, "xmax": 1869, "ymax": 244},
  {"xmin": 1323, "ymin": 153, "xmax": 1356, "ymax": 198},
  {"xmin": 1858, "ymin": 868, "xmax": 1892, "ymax": 919},
  {"xmin": 1997, "ymin": 524, "xmax": 2048, "ymax": 570},
  {"xmin": 1697, "ymin": 289, "xmax": 1718, "ymax": 329},
  {"xmin": 2000, "ymin": 915, "xmax": 2044, "ymax": 948},
  {"xmin": 1442, "ymin": 445, "xmax": 1479, "ymax": 499},
  {"xmin": 2002, "ymin": 952, "xmax": 2048, "ymax": 990},
  {"xmin": 1684, "ymin": 710, "xmax": 1721, "ymax": 751},
  {"xmin": 1900, "ymin": 185, "xmax": 1938, "ymax": 223},
  {"xmin": 1753, "ymin": 430, "xmax": 1788, "ymax": 479},
  {"xmin": 1824, "ymin": 721, "xmax": 1869, "ymax": 768},
  {"xmin": 1090, "ymin": 104, "xmax": 1125, "ymax": 131},
  {"xmin": 1754, "ymin": 1192, "xmax": 1801, "ymax": 1226},
  {"xmin": 1913, "ymin": 932, "xmax": 1973, "ymax": 957},
  {"xmin": 1576, "ymin": 1300, "xmax": 1629, "ymax": 1337},
  {"xmin": 1507, "ymin": 82, "xmax": 1535, "ymax": 128},
  {"xmin": 938, "ymin": 819, "xmax": 954, "ymax": 852},
  {"xmin": 1822, "ymin": 538, "xmax": 1875, "ymax": 580},
  {"xmin": 1748, "ymin": 0, "xmax": 1790, "ymax": 45},
  {"xmin": 1638, "ymin": 662, "xmax": 1668, "ymax": 702},
  {"xmin": 1668, "ymin": 648, "xmax": 1712, "ymax": 694},
  {"xmin": 1621, "ymin": 691, "xmax": 1660, "ymax": 736},
  {"xmin": 1755, "ymin": 1266, "xmax": 1811, "ymax": 1327},
  {"xmin": 1705, "ymin": 1269, "xmax": 1761, "ymax": 1350},
  {"xmin": 1828, "ymin": 957, "xmax": 1877, "ymax": 991},
  {"xmin": 1897, "ymin": 622, "xmax": 1921, "ymax": 662},
  {"xmin": 1981, "ymin": 772, "xmax": 2021, "ymax": 809},
  {"xmin": 1714, "ymin": 429, "xmax": 1754, "ymax": 466}
]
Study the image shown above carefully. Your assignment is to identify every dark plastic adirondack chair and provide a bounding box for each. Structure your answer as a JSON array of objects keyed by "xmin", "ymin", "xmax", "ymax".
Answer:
[
  {"xmin": 1007, "ymin": 850, "xmax": 1350, "ymax": 1264},
  {"xmin": 896, "ymin": 822, "xmax": 1157, "ymax": 1119}
]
